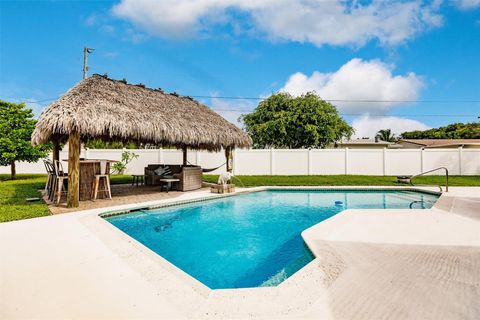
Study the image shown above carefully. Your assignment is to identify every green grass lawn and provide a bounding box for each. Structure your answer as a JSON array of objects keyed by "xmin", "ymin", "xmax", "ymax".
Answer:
[
  {"xmin": 1, "ymin": 173, "xmax": 478, "ymax": 223},
  {"xmin": 203, "ymin": 174, "xmax": 480, "ymax": 187},
  {"xmin": 0, "ymin": 174, "xmax": 51, "ymax": 223},
  {"xmin": 0, "ymin": 174, "xmax": 135, "ymax": 223}
]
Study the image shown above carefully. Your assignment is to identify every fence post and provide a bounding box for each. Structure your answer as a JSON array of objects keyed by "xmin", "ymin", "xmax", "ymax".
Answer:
[
  {"xmin": 158, "ymin": 148, "xmax": 164, "ymax": 164},
  {"xmin": 308, "ymin": 149, "xmax": 312, "ymax": 175},
  {"xmin": 270, "ymin": 148, "xmax": 275, "ymax": 175},
  {"xmin": 420, "ymin": 148, "xmax": 424, "ymax": 172},
  {"xmin": 458, "ymin": 146, "xmax": 463, "ymax": 175},
  {"xmin": 383, "ymin": 148, "xmax": 387, "ymax": 176},
  {"xmin": 196, "ymin": 150, "xmax": 200, "ymax": 166},
  {"xmin": 233, "ymin": 148, "xmax": 237, "ymax": 175},
  {"xmin": 344, "ymin": 148, "xmax": 349, "ymax": 174}
]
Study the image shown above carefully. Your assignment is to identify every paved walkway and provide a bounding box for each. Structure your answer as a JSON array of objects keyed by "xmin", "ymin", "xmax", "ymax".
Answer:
[{"xmin": 48, "ymin": 184, "xmax": 210, "ymax": 214}]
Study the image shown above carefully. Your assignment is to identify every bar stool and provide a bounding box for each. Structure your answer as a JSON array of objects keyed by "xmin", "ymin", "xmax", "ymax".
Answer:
[
  {"xmin": 92, "ymin": 160, "xmax": 112, "ymax": 201},
  {"xmin": 43, "ymin": 159, "xmax": 55, "ymax": 200},
  {"xmin": 53, "ymin": 160, "xmax": 68, "ymax": 205}
]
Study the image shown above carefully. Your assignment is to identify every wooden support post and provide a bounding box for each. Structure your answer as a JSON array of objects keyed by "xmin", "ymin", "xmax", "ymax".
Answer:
[
  {"xmin": 182, "ymin": 147, "xmax": 188, "ymax": 166},
  {"xmin": 67, "ymin": 131, "xmax": 80, "ymax": 208},
  {"xmin": 225, "ymin": 146, "xmax": 233, "ymax": 172},
  {"xmin": 52, "ymin": 140, "xmax": 60, "ymax": 162}
]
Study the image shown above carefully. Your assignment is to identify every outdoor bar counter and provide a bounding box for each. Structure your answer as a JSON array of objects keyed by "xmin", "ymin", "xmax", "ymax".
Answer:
[{"xmin": 63, "ymin": 159, "xmax": 117, "ymax": 201}]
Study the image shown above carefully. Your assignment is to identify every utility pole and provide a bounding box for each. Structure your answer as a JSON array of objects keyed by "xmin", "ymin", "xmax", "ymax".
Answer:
[
  {"xmin": 83, "ymin": 47, "xmax": 95, "ymax": 79},
  {"xmin": 80, "ymin": 47, "xmax": 94, "ymax": 159}
]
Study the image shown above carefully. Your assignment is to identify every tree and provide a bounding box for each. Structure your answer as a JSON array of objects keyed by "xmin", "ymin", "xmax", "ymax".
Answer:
[
  {"xmin": 241, "ymin": 92, "xmax": 353, "ymax": 148},
  {"xmin": 401, "ymin": 122, "xmax": 480, "ymax": 139},
  {"xmin": 0, "ymin": 100, "xmax": 50, "ymax": 179},
  {"xmin": 376, "ymin": 129, "xmax": 396, "ymax": 142},
  {"xmin": 84, "ymin": 139, "xmax": 142, "ymax": 149}
]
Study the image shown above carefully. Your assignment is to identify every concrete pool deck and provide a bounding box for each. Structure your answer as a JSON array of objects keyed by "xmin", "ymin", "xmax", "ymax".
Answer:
[{"xmin": 1, "ymin": 186, "xmax": 479, "ymax": 319}]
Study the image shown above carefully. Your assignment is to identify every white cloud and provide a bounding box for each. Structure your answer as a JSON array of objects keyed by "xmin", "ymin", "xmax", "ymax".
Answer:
[
  {"xmin": 281, "ymin": 58, "xmax": 423, "ymax": 113},
  {"xmin": 209, "ymin": 95, "xmax": 255, "ymax": 127},
  {"xmin": 352, "ymin": 115, "xmax": 430, "ymax": 138},
  {"xmin": 112, "ymin": 0, "xmax": 443, "ymax": 47},
  {"xmin": 84, "ymin": 14, "xmax": 98, "ymax": 26},
  {"xmin": 453, "ymin": 0, "xmax": 480, "ymax": 10}
]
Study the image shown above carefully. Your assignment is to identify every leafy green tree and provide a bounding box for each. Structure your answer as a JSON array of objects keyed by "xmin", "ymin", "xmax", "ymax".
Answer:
[
  {"xmin": 84, "ymin": 139, "xmax": 142, "ymax": 149},
  {"xmin": 376, "ymin": 129, "xmax": 396, "ymax": 142},
  {"xmin": 401, "ymin": 122, "xmax": 480, "ymax": 139},
  {"xmin": 0, "ymin": 100, "xmax": 50, "ymax": 179},
  {"xmin": 241, "ymin": 92, "xmax": 353, "ymax": 148}
]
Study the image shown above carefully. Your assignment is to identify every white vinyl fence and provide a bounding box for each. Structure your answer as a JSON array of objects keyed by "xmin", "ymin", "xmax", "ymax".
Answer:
[{"xmin": 2, "ymin": 147, "xmax": 479, "ymax": 176}]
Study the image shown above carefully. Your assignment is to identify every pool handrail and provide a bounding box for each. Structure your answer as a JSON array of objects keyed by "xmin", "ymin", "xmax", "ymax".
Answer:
[{"xmin": 410, "ymin": 167, "xmax": 449, "ymax": 192}]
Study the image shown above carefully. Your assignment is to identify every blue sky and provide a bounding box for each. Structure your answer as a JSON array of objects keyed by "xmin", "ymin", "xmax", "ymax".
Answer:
[{"xmin": 1, "ymin": 0, "xmax": 479, "ymax": 137}]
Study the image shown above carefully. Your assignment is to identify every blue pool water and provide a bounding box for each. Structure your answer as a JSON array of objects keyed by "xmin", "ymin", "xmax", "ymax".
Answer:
[{"xmin": 106, "ymin": 190, "xmax": 438, "ymax": 289}]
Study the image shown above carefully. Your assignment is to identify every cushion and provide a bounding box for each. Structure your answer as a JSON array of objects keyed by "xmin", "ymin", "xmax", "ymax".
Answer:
[
  {"xmin": 163, "ymin": 166, "xmax": 172, "ymax": 176},
  {"xmin": 154, "ymin": 165, "xmax": 173, "ymax": 177},
  {"xmin": 154, "ymin": 167, "xmax": 166, "ymax": 176}
]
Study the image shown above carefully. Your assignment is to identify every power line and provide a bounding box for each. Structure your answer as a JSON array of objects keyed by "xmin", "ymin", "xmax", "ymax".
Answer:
[
  {"xmin": 192, "ymin": 95, "xmax": 480, "ymax": 103},
  {"xmin": 3, "ymin": 97, "xmax": 59, "ymax": 104},
  {"xmin": 337, "ymin": 114, "xmax": 479, "ymax": 117},
  {"xmin": 211, "ymin": 109, "xmax": 478, "ymax": 118},
  {"xmin": 23, "ymin": 97, "xmax": 59, "ymax": 103},
  {"xmin": 15, "ymin": 95, "xmax": 480, "ymax": 104},
  {"xmin": 11, "ymin": 96, "xmax": 480, "ymax": 118}
]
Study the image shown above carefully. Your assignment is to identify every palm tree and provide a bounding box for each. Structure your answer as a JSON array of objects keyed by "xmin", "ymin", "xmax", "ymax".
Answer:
[{"xmin": 376, "ymin": 129, "xmax": 396, "ymax": 142}]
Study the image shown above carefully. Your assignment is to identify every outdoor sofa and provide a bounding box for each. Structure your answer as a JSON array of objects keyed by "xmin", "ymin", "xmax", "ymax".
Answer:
[{"xmin": 144, "ymin": 164, "xmax": 202, "ymax": 191}]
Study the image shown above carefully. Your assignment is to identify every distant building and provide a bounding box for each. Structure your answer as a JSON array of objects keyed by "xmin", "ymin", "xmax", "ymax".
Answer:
[
  {"xmin": 334, "ymin": 137, "xmax": 399, "ymax": 149},
  {"xmin": 398, "ymin": 139, "xmax": 480, "ymax": 149}
]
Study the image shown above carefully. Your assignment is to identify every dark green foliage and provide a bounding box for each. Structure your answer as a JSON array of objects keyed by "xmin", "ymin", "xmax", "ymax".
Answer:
[
  {"xmin": 85, "ymin": 140, "xmax": 143, "ymax": 149},
  {"xmin": 401, "ymin": 122, "xmax": 480, "ymax": 139},
  {"xmin": 0, "ymin": 100, "xmax": 50, "ymax": 179},
  {"xmin": 376, "ymin": 129, "xmax": 397, "ymax": 142},
  {"xmin": 84, "ymin": 140, "xmax": 173, "ymax": 149},
  {"xmin": 241, "ymin": 92, "xmax": 354, "ymax": 148}
]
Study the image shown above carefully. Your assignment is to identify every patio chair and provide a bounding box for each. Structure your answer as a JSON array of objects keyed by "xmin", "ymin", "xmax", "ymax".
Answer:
[
  {"xmin": 53, "ymin": 160, "xmax": 68, "ymax": 205},
  {"xmin": 43, "ymin": 159, "xmax": 55, "ymax": 200},
  {"xmin": 92, "ymin": 160, "xmax": 112, "ymax": 201}
]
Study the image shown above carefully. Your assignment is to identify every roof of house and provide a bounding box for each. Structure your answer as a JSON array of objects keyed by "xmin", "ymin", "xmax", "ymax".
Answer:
[
  {"xmin": 398, "ymin": 139, "xmax": 480, "ymax": 148},
  {"xmin": 32, "ymin": 74, "xmax": 252, "ymax": 151},
  {"xmin": 339, "ymin": 138, "xmax": 392, "ymax": 145}
]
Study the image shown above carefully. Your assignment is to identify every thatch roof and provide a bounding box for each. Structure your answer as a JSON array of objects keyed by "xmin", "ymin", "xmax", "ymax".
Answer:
[{"xmin": 32, "ymin": 74, "xmax": 252, "ymax": 151}]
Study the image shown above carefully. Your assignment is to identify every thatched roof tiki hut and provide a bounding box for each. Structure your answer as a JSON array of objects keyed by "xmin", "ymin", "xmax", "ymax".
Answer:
[{"xmin": 32, "ymin": 74, "xmax": 252, "ymax": 207}]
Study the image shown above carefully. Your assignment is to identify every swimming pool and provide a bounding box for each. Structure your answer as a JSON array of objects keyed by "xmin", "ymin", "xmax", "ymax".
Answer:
[{"xmin": 105, "ymin": 189, "xmax": 438, "ymax": 289}]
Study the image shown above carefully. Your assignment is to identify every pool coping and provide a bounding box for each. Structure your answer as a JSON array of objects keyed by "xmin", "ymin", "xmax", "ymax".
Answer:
[{"xmin": 99, "ymin": 186, "xmax": 441, "ymax": 219}]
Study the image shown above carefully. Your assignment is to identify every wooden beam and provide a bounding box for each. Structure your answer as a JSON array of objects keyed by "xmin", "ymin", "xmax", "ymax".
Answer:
[
  {"xmin": 182, "ymin": 147, "xmax": 188, "ymax": 166},
  {"xmin": 225, "ymin": 146, "xmax": 233, "ymax": 172},
  {"xmin": 67, "ymin": 131, "xmax": 80, "ymax": 208},
  {"xmin": 52, "ymin": 140, "xmax": 60, "ymax": 162}
]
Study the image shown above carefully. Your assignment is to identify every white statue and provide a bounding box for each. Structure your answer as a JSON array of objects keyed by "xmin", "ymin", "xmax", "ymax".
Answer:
[{"xmin": 218, "ymin": 172, "xmax": 234, "ymax": 185}]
